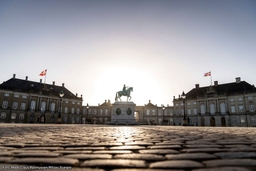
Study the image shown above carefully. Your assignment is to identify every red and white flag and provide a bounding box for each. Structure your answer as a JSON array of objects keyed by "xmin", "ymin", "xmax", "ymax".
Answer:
[
  {"xmin": 204, "ymin": 71, "xmax": 211, "ymax": 77},
  {"xmin": 39, "ymin": 69, "xmax": 47, "ymax": 76}
]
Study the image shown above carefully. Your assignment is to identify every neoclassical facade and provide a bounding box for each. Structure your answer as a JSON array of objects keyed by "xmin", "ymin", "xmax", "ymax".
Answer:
[
  {"xmin": 0, "ymin": 74, "xmax": 83, "ymax": 124},
  {"xmin": 2, "ymin": 75, "xmax": 255, "ymax": 127},
  {"xmin": 173, "ymin": 77, "xmax": 256, "ymax": 127}
]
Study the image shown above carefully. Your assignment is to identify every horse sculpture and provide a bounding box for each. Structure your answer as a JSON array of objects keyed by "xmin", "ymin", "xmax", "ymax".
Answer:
[{"xmin": 115, "ymin": 87, "xmax": 133, "ymax": 101}]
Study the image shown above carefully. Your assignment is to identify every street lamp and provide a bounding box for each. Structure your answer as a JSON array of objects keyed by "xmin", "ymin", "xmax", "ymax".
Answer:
[
  {"xmin": 57, "ymin": 90, "xmax": 64, "ymax": 124},
  {"xmin": 86, "ymin": 103, "xmax": 89, "ymax": 124},
  {"xmin": 162, "ymin": 105, "xmax": 165, "ymax": 125},
  {"xmin": 181, "ymin": 91, "xmax": 188, "ymax": 126}
]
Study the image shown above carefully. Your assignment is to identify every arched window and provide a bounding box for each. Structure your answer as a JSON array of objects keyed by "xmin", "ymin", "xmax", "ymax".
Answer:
[
  {"xmin": 30, "ymin": 100, "xmax": 36, "ymax": 111},
  {"xmin": 41, "ymin": 101, "xmax": 46, "ymax": 112},
  {"xmin": 50, "ymin": 102, "xmax": 55, "ymax": 112},
  {"xmin": 220, "ymin": 103, "xmax": 226, "ymax": 114},
  {"xmin": 200, "ymin": 104, "xmax": 206, "ymax": 115},
  {"xmin": 210, "ymin": 103, "xmax": 215, "ymax": 115}
]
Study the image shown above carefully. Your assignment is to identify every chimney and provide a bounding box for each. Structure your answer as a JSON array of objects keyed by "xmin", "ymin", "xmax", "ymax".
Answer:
[
  {"xmin": 105, "ymin": 99, "xmax": 107, "ymax": 103},
  {"xmin": 25, "ymin": 76, "xmax": 28, "ymax": 80},
  {"xmin": 13, "ymin": 74, "xmax": 16, "ymax": 78},
  {"xmin": 108, "ymin": 99, "xmax": 110, "ymax": 103},
  {"xmin": 214, "ymin": 81, "xmax": 218, "ymax": 86},
  {"xmin": 236, "ymin": 77, "xmax": 241, "ymax": 83},
  {"xmin": 62, "ymin": 83, "xmax": 65, "ymax": 87},
  {"xmin": 173, "ymin": 96, "xmax": 175, "ymax": 99},
  {"xmin": 76, "ymin": 93, "xmax": 78, "ymax": 97},
  {"xmin": 149, "ymin": 100, "xmax": 151, "ymax": 103},
  {"xmin": 195, "ymin": 84, "xmax": 199, "ymax": 89},
  {"xmin": 40, "ymin": 79, "xmax": 42, "ymax": 83},
  {"xmin": 53, "ymin": 81, "xmax": 55, "ymax": 85}
]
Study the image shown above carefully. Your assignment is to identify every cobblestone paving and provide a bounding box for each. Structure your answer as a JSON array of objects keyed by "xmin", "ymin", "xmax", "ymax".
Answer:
[{"xmin": 0, "ymin": 124, "xmax": 256, "ymax": 171}]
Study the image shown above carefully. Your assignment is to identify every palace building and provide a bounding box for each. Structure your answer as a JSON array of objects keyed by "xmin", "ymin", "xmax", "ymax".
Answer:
[
  {"xmin": 173, "ymin": 77, "xmax": 256, "ymax": 127},
  {"xmin": 0, "ymin": 74, "xmax": 83, "ymax": 124},
  {"xmin": 1, "ymin": 74, "xmax": 255, "ymax": 127}
]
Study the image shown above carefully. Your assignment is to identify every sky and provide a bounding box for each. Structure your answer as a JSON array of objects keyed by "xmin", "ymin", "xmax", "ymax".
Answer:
[{"xmin": 0, "ymin": 0, "xmax": 256, "ymax": 106}]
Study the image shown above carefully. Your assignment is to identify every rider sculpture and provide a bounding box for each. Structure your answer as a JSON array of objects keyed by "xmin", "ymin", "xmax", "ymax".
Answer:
[{"xmin": 115, "ymin": 84, "xmax": 133, "ymax": 101}]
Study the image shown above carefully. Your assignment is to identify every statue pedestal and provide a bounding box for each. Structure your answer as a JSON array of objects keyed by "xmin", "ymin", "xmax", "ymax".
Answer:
[{"xmin": 109, "ymin": 101, "xmax": 137, "ymax": 125}]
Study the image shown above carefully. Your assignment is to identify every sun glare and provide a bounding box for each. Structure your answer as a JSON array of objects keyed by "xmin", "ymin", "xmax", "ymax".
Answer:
[{"xmin": 93, "ymin": 67, "xmax": 162, "ymax": 105}]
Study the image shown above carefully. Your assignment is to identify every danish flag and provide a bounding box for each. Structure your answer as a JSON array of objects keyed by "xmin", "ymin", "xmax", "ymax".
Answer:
[
  {"xmin": 39, "ymin": 69, "xmax": 47, "ymax": 76},
  {"xmin": 204, "ymin": 71, "xmax": 211, "ymax": 77}
]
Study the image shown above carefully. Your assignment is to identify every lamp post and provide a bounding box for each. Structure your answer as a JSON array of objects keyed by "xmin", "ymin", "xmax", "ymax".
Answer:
[
  {"xmin": 162, "ymin": 105, "xmax": 165, "ymax": 125},
  {"xmin": 181, "ymin": 91, "xmax": 188, "ymax": 126},
  {"xmin": 57, "ymin": 90, "xmax": 64, "ymax": 124},
  {"xmin": 86, "ymin": 103, "xmax": 89, "ymax": 124}
]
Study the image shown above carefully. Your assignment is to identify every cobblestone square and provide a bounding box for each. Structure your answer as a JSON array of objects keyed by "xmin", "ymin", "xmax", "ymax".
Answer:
[{"xmin": 0, "ymin": 124, "xmax": 256, "ymax": 171}]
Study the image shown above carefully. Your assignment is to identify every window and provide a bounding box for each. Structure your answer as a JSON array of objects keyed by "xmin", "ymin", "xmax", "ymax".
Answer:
[
  {"xmin": 193, "ymin": 108, "xmax": 197, "ymax": 115},
  {"xmin": 64, "ymin": 107, "xmax": 68, "ymax": 114},
  {"xmin": 146, "ymin": 110, "xmax": 150, "ymax": 115},
  {"xmin": 220, "ymin": 103, "xmax": 226, "ymax": 114},
  {"xmin": 50, "ymin": 102, "xmax": 55, "ymax": 112},
  {"xmin": 72, "ymin": 101, "xmax": 75, "ymax": 104},
  {"xmin": 2, "ymin": 101, "xmax": 8, "ymax": 109},
  {"xmin": 19, "ymin": 113, "xmax": 24, "ymax": 120},
  {"xmin": 231, "ymin": 117, "xmax": 237, "ymax": 123},
  {"xmin": 248, "ymin": 96, "xmax": 253, "ymax": 101},
  {"xmin": 11, "ymin": 113, "xmax": 16, "ymax": 120},
  {"xmin": 249, "ymin": 105, "xmax": 255, "ymax": 112},
  {"xmin": 193, "ymin": 102, "xmax": 197, "ymax": 105},
  {"xmin": 50, "ymin": 115, "xmax": 55, "ymax": 123},
  {"xmin": 187, "ymin": 102, "xmax": 190, "ymax": 106},
  {"xmin": 71, "ymin": 108, "xmax": 75, "ymax": 114},
  {"xmin": 200, "ymin": 104, "xmax": 206, "ymax": 115},
  {"xmin": 14, "ymin": 94, "xmax": 19, "ymax": 98},
  {"xmin": 187, "ymin": 109, "xmax": 191, "ymax": 115},
  {"xmin": 88, "ymin": 109, "xmax": 91, "ymax": 114},
  {"xmin": 239, "ymin": 105, "xmax": 244, "ymax": 113},
  {"xmin": 230, "ymin": 98, "xmax": 234, "ymax": 102},
  {"xmin": 30, "ymin": 100, "xmax": 36, "ymax": 111},
  {"xmin": 76, "ymin": 117, "xmax": 80, "ymax": 123},
  {"xmin": 175, "ymin": 104, "xmax": 179, "ymax": 106},
  {"xmin": 99, "ymin": 109, "xmax": 103, "ymax": 115},
  {"xmin": 0, "ymin": 112, "xmax": 6, "ymax": 119},
  {"xmin": 77, "ymin": 102, "xmax": 80, "ymax": 105},
  {"xmin": 4, "ymin": 93, "xmax": 9, "ymax": 97},
  {"xmin": 20, "ymin": 103, "xmax": 26, "ymax": 110},
  {"xmin": 175, "ymin": 110, "xmax": 179, "ymax": 115},
  {"xmin": 41, "ymin": 101, "xmax": 46, "ymax": 112},
  {"xmin": 76, "ymin": 108, "xmax": 80, "ymax": 114},
  {"xmin": 231, "ymin": 106, "xmax": 236, "ymax": 113},
  {"xmin": 12, "ymin": 102, "xmax": 18, "ymax": 110},
  {"xmin": 105, "ymin": 109, "xmax": 108, "ymax": 115},
  {"xmin": 240, "ymin": 116, "xmax": 245, "ymax": 123},
  {"xmin": 83, "ymin": 108, "xmax": 86, "ymax": 114},
  {"xmin": 152, "ymin": 110, "xmax": 155, "ymax": 115},
  {"xmin": 238, "ymin": 97, "xmax": 243, "ymax": 101},
  {"xmin": 65, "ymin": 100, "xmax": 69, "ymax": 104},
  {"xmin": 22, "ymin": 95, "xmax": 27, "ymax": 99},
  {"xmin": 251, "ymin": 117, "xmax": 255, "ymax": 123},
  {"xmin": 94, "ymin": 109, "xmax": 97, "ymax": 114},
  {"xmin": 210, "ymin": 103, "xmax": 215, "ymax": 115}
]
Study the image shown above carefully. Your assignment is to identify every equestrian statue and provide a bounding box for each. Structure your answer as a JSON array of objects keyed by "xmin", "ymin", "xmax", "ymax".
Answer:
[{"xmin": 115, "ymin": 84, "xmax": 133, "ymax": 101}]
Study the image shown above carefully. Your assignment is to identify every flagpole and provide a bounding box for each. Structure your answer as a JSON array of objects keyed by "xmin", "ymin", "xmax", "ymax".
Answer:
[
  {"xmin": 44, "ymin": 74, "xmax": 46, "ymax": 84},
  {"xmin": 210, "ymin": 71, "xmax": 212, "ymax": 86}
]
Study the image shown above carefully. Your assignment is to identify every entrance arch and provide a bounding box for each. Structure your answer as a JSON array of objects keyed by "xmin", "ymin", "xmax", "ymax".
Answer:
[
  {"xmin": 221, "ymin": 117, "xmax": 226, "ymax": 126},
  {"xmin": 210, "ymin": 117, "xmax": 216, "ymax": 126},
  {"xmin": 201, "ymin": 117, "xmax": 205, "ymax": 126}
]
